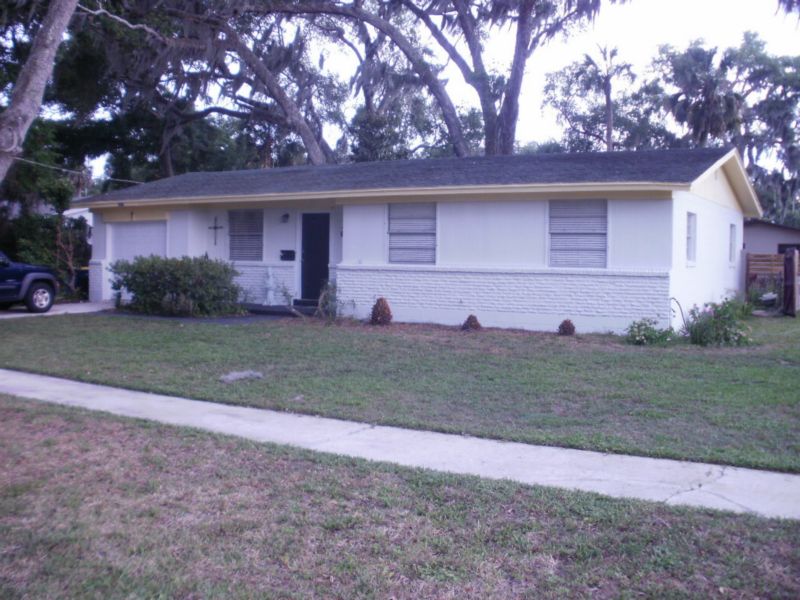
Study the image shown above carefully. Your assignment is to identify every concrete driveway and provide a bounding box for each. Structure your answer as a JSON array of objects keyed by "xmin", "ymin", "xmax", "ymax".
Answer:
[{"xmin": 0, "ymin": 302, "xmax": 113, "ymax": 319}]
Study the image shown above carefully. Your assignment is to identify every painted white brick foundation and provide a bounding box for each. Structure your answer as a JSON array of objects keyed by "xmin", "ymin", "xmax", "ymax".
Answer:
[
  {"xmin": 234, "ymin": 263, "xmax": 296, "ymax": 304},
  {"xmin": 336, "ymin": 265, "xmax": 670, "ymax": 333}
]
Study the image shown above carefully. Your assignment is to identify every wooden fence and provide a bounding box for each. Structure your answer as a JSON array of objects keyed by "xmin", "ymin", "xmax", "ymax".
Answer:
[{"xmin": 746, "ymin": 251, "xmax": 799, "ymax": 316}]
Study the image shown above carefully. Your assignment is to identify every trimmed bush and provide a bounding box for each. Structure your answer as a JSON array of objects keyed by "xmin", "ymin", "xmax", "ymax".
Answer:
[
  {"xmin": 461, "ymin": 314, "xmax": 482, "ymax": 331},
  {"xmin": 557, "ymin": 319, "xmax": 576, "ymax": 336},
  {"xmin": 686, "ymin": 298, "xmax": 751, "ymax": 347},
  {"xmin": 370, "ymin": 297, "xmax": 392, "ymax": 325},
  {"xmin": 110, "ymin": 255, "xmax": 242, "ymax": 317},
  {"xmin": 626, "ymin": 318, "xmax": 675, "ymax": 346}
]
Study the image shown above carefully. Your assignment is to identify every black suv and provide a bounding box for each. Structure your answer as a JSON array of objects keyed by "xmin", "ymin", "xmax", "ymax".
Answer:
[{"xmin": 0, "ymin": 250, "xmax": 59, "ymax": 313}]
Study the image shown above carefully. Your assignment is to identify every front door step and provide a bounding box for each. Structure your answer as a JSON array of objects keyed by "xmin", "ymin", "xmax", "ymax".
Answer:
[{"xmin": 292, "ymin": 298, "xmax": 319, "ymax": 308}]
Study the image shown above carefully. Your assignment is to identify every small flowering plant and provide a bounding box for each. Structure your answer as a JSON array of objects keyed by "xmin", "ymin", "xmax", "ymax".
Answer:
[
  {"xmin": 625, "ymin": 318, "xmax": 674, "ymax": 346},
  {"xmin": 685, "ymin": 298, "xmax": 752, "ymax": 347}
]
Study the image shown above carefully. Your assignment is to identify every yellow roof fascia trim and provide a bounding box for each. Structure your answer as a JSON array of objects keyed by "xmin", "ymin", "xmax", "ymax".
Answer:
[{"xmin": 690, "ymin": 149, "xmax": 763, "ymax": 218}]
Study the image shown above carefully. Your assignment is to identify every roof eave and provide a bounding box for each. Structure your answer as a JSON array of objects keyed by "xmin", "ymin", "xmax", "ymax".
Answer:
[
  {"xmin": 691, "ymin": 149, "xmax": 763, "ymax": 218},
  {"xmin": 74, "ymin": 181, "xmax": 689, "ymax": 210}
]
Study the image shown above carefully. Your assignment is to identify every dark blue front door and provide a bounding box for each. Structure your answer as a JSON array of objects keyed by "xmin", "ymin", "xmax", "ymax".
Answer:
[{"xmin": 301, "ymin": 214, "xmax": 330, "ymax": 301}]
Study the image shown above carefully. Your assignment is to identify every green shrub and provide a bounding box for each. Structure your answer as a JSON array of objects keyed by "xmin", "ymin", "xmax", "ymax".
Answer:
[
  {"xmin": 625, "ymin": 318, "xmax": 674, "ymax": 346},
  {"xmin": 685, "ymin": 298, "xmax": 751, "ymax": 347},
  {"xmin": 110, "ymin": 255, "xmax": 242, "ymax": 317}
]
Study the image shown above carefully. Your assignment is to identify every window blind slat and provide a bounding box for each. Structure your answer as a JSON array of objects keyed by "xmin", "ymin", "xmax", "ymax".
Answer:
[
  {"xmin": 550, "ymin": 234, "xmax": 607, "ymax": 250},
  {"xmin": 389, "ymin": 218, "xmax": 437, "ymax": 234},
  {"xmin": 550, "ymin": 251, "xmax": 607, "ymax": 268},
  {"xmin": 229, "ymin": 210, "xmax": 264, "ymax": 261},
  {"xmin": 389, "ymin": 233, "xmax": 436, "ymax": 249},
  {"xmin": 389, "ymin": 248, "xmax": 436, "ymax": 263},
  {"xmin": 389, "ymin": 203, "xmax": 436, "ymax": 264},
  {"xmin": 549, "ymin": 200, "xmax": 607, "ymax": 268},
  {"xmin": 550, "ymin": 218, "xmax": 607, "ymax": 234}
]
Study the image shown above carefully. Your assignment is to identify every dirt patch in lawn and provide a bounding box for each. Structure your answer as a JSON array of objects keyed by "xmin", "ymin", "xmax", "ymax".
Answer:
[{"xmin": 1, "ymin": 396, "xmax": 799, "ymax": 599}]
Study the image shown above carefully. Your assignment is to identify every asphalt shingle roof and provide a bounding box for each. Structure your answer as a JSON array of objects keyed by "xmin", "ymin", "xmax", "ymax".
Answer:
[{"xmin": 84, "ymin": 147, "xmax": 731, "ymax": 204}]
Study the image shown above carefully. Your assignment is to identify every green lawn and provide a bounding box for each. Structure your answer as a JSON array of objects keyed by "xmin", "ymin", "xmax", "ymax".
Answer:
[
  {"xmin": 1, "ymin": 396, "xmax": 798, "ymax": 599},
  {"xmin": 0, "ymin": 313, "xmax": 799, "ymax": 471}
]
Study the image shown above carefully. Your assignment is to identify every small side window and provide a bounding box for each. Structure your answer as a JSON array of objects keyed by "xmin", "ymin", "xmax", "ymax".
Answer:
[
  {"xmin": 729, "ymin": 223, "xmax": 737, "ymax": 263},
  {"xmin": 686, "ymin": 212, "xmax": 697, "ymax": 264}
]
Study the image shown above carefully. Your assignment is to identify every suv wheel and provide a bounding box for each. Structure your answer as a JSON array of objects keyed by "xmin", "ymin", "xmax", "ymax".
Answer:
[{"xmin": 25, "ymin": 282, "xmax": 55, "ymax": 313}]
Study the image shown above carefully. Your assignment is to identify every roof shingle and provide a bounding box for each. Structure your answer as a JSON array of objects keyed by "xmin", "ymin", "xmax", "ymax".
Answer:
[{"xmin": 83, "ymin": 147, "xmax": 731, "ymax": 204}]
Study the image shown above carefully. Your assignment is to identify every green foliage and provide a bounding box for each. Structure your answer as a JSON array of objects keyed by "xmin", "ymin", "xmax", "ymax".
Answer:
[
  {"xmin": 0, "ymin": 213, "xmax": 91, "ymax": 298},
  {"xmin": 655, "ymin": 41, "xmax": 743, "ymax": 147},
  {"xmin": 110, "ymin": 256, "xmax": 242, "ymax": 317},
  {"xmin": 349, "ymin": 107, "xmax": 412, "ymax": 162},
  {"xmin": 11, "ymin": 214, "xmax": 58, "ymax": 267},
  {"xmin": 370, "ymin": 297, "xmax": 392, "ymax": 326},
  {"xmin": 685, "ymin": 299, "xmax": 752, "ymax": 347},
  {"xmin": 625, "ymin": 318, "xmax": 675, "ymax": 346},
  {"xmin": 543, "ymin": 49, "xmax": 679, "ymax": 152}
]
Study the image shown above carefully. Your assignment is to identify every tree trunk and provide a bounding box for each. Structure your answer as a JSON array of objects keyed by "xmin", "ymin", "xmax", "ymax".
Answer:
[
  {"xmin": 0, "ymin": 0, "xmax": 79, "ymax": 183},
  {"xmin": 496, "ymin": 0, "xmax": 534, "ymax": 155},
  {"xmin": 223, "ymin": 27, "xmax": 328, "ymax": 165}
]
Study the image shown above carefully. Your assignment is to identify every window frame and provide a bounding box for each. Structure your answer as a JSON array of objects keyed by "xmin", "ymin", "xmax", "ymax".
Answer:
[
  {"xmin": 387, "ymin": 202, "xmax": 437, "ymax": 265},
  {"xmin": 728, "ymin": 223, "xmax": 737, "ymax": 264},
  {"xmin": 228, "ymin": 209, "xmax": 265, "ymax": 262},
  {"xmin": 547, "ymin": 199, "xmax": 608, "ymax": 269}
]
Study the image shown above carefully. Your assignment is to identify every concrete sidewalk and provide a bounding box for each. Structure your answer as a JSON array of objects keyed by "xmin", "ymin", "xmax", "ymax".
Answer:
[
  {"xmin": 0, "ymin": 302, "xmax": 112, "ymax": 319},
  {"xmin": 1, "ymin": 367, "xmax": 798, "ymax": 520}
]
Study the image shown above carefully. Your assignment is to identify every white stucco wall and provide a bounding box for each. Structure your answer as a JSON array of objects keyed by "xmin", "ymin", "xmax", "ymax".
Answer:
[
  {"xmin": 329, "ymin": 206, "xmax": 343, "ymax": 281},
  {"xmin": 669, "ymin": 190, "xmax": 744, "ymax": 325},
  {"xmin": 338, "ymin": 198, "xmax": 673, "ymax": 332},
  {"xmin": 437, "ymin": 200, "xmax": 548, "ymax": 266},
  {"xmin": 342, "ymin": 204, "xmax": 387, "ymax": 265},
  {"xmin": 607, "ymin": 199, "xmax": 672, "ymax": 270}
]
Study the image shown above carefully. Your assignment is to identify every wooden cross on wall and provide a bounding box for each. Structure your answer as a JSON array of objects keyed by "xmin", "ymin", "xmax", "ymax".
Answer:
[{"xmin": 209, "ymin": 217, "xmax": 224, "ymax": 245}]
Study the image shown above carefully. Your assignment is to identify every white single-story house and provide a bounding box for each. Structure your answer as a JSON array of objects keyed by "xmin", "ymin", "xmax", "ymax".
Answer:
[
  {"xmin": 744, "ymin": 219, "xmax": 800, "ymax": 255},
  {"xmin": 76, "ymin": 147, "xmax": 761, "ymax": 332}
]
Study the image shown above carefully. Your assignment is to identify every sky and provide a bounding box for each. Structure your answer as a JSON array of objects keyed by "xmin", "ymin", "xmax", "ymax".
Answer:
[{"xmin": 511, "ymin": 0, "xmax": 800, "ymax": 143}]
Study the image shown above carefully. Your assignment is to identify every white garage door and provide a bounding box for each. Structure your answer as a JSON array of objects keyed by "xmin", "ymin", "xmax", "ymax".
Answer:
[{"xmin": 111, "ymin": 221, "xmax": 167, "ymax": 261}]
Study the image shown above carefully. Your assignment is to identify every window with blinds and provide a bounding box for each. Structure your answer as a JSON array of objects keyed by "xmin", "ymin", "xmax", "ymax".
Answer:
[
  {"xmin": 388, "ymin": 203, "xmax": 436, "ymax": 264},
  {"xmin": 228, "ymin": 209, "xmax": 264, "ymax": 261},
  {"xmin": 549, "ymin": 200, "xmax": 607, "ymax": 268}
]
